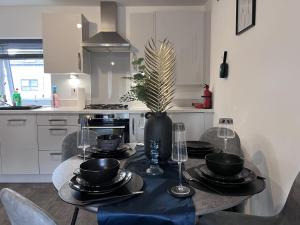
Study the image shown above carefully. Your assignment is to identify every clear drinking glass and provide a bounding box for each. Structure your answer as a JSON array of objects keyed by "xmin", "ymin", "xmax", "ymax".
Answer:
[
  {"xmin": 170, "ymin": 123, "xmax": 190, "ymax": 195},
  {"xmin": 217, "ymin": 118, "xmax": 235, "ymax": 152},
  {"xmin": 77, "ymin": 118, "xmax": 97, "ymax": 161}
]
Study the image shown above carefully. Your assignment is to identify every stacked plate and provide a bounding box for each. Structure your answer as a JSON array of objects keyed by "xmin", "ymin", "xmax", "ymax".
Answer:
[
  {"xmin": 69, "ymin": 158, "xmax": 132, "ymax": 194},
  {"xmin": 89, "ymin": 143, "xmax": 131, "ymax": 158},
  {"xmin": 194, "ymin": 164, "xmax": 257, "ymax": 188},
  {"xmin": 70, "ymin": 169, "xmax": 132, "ymax": 194},
  {"xmin": 187, "ymin": 141, "xmax": 217, "ymax": 158}
]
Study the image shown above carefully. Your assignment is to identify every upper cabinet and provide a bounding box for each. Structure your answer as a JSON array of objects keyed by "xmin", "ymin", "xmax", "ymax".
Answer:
[
  {"xmin": 127, "ymin": 8, "xmax": 207, "ymax": 85},
  {"xmin": 42, "ymin": 13, "xmax": 90, "ymax": 74},
  {"xmin": 156, "ymin": 11, "xmax": 205, "ymax": 85}
]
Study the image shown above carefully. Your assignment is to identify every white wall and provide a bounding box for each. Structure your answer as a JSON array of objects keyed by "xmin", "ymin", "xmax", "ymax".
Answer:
[{"xmin": 210, "ymin": 0, "xmax": 300, "ymax": 216}]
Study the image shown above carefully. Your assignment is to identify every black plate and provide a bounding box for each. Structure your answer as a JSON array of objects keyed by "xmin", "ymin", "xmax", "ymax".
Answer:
[
  {"xmin": 194, "ymin": 167, "xmax": 256, "ymax": 188},
  {"xmin": 76, "ymin": 169, "xmax": 127, "ymax": 188},
  {"xmin": 59, "ymin": 172, "xmax": 144, "ymax": 206},
  {"xmin": 69, "ymin": 171, "xmax": 132, "ymax": 194},
  {"xmin": 88, "ymin": 147, "xmax": 137, "ymax": 160},
  {"xmin": 186, "ymin": 141, "xmax": 214, "ymax": 150},
  {"xmin": 199, "ymin": 164, "xmax": 253, "ymax": 183},
  {"xmin": 188, "ymin": 148, "xmax": 220, "ymax": 159},
  {"xmin": 90, "ymin": 143, "xmax": 130, "ymax": 154}
]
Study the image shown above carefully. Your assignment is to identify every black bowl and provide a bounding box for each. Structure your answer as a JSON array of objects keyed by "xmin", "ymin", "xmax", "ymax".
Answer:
[
  {"xmin": 96, "ymin": 134, "xmax": 122, "ymax": 151},
  {"xmin": 205, "ymin": 153, "xmax": 244, "ymax": 176},
  {"xmin": 79, "ymin": 158, "xmax": 120, "ymax": 184}
]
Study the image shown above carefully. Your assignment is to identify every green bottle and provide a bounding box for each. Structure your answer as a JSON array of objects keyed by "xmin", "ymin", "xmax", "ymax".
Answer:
[{"xmin": 12, "ymin": 88, "xmax": 21, "ymax": 106}]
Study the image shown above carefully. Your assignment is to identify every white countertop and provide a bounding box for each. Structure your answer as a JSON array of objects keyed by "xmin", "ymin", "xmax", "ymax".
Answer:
[{"xmin": 0, "ymin": 106, "xmax": 213, "ymax": 114}]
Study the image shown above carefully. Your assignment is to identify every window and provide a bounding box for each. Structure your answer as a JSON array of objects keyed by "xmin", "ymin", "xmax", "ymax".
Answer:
[
  {"xmin": 0, "ymin": 40, "xmax": 51, "ymax": 106},
  {"xmin": 21, "ymin": 79, "xmax": 38, "ymax": 91}
]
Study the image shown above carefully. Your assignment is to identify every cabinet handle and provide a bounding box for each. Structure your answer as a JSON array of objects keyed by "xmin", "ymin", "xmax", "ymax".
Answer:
[
  {"xmin": 132, "ymin": 118, "xmax": 135, "ymax": 135},
  {"xmin": 8, "ymin": 119, "xmax": 27, "ymax": 122},
  {"xmin": 50, "ymin": 152, "xmax": 62, "ymax": 156},
  {"xmin": 48, "ymin": 119, "xmax": 67, "ymax": 122},
  {"xmin": 48, "ymin": 128, "xmax": 68, "ymax": 131},
  {"xmin": 78, "ymin": 52, "xmax": 82, "ymax": 71}
]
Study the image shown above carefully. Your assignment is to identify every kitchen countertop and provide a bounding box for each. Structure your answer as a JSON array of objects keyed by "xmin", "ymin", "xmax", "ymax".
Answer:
[{"xmin": 0, "ymin": 106, "xmax": 214, "ymax": 114}]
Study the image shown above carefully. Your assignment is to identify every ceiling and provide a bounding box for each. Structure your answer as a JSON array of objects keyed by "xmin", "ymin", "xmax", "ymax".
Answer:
[{"xmin": 0, "ymin": 0, "xmax": 208, "ymax": 6}]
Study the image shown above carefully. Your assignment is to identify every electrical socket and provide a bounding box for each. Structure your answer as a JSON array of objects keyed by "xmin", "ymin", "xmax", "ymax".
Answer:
[{"xmin": 70, "ymin": 88, "xmax": 78, "ymax": 97}]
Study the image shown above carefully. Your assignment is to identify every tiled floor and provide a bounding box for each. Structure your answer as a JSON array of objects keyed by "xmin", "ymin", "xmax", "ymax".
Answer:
[{"xmin": 0, "ymin": 183, "xmax": 97, "ymax": 225}]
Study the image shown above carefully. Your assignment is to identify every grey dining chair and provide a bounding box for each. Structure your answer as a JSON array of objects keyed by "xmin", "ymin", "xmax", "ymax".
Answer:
[
  {"xmin": 199, "ymin": 172, "xmax": 300, "ymax": 225},
  {"xmin": 62, "ymin": 131, "xmax": 78, "ymax": 162},
  {"xmin": 61, "ymin": 130, "xmax": 97, "ymax": 225},
  {"xmin": 0, "ymin": 188, "xmax": 57, "ymax": 225},
  {"xmin": 200, "ymin": 127, "xmax": 243, "ymax": 157},
  {"xmin": 61, "ymin": 131, "xmax": 80, "ymax": 225}
]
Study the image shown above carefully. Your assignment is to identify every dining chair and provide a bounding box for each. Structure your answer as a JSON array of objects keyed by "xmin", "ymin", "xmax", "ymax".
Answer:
[
  {"xmin": 200, "ymin": 127, "xmax": 243, "ymax": 157},
  {"xmin": 62, "ymin": 131, "xmax": 78, "ymax": 162},
  {"xmin": 0, "ymin": 188, "xmax": 57, "ymax": 225},
  {"xmin": 61, "ymin": 130, "xmax": 97, "ymax": 225},
  {"xmin": 199, "ymin": 172, "xmax": 300, "ymax": 225}
]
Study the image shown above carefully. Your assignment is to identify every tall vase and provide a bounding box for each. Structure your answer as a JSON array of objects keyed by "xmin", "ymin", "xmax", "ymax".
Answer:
[{"xmin": 144, "ymin": 112, "xmax": 172, "ymax": 162}]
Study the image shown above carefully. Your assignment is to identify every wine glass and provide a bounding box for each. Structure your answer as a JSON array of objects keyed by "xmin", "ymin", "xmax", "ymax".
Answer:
[
  {"xmin": 170, "ymin": 123, "xmax": 190, "ymax": 195},
  {"xmin": 217, "ymin": 118, "xmax": 235, "ymax": 153},
  {"xmin": 77, "ymin": 128, "xmax": 97, "ymax": 161}
]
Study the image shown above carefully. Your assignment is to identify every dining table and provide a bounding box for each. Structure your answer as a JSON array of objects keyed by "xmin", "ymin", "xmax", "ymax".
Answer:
[{"xmin": 52, "ymin": 144, "xmax": 265, "ymax": 224}]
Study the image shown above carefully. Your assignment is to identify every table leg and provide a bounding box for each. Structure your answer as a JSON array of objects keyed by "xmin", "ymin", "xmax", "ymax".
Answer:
[{"xmin": 70, "ymin": 207, "xmax": 79, "ymax": 225}]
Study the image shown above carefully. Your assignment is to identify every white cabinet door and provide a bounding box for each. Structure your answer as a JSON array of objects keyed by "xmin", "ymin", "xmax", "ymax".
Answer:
[
  {"xmin": 169, "ymin": 113, "xmax": 206, "ymax": 141},
  {"xmin": 127, "ymin": 11, "xmax": 155, "ymax": 58},
  {"xmin": 129, "ymin": 113, "xmax": 145, "ymax": 143},
  {"xmin": 38, "ymin": 125, "xmax": 78, "ymax": 151},
  {"xmin": 39, "ymin": 151, "xmax": 62, "ymax": 174},
  {"xmin": 156, "ymin": 11, "xmax": 205, "ymax": 85},
  {"xmin": 0, "ymin": 115, "xmax": 39, "ymax": 174},
  {"xmin": 42, "ymin": 13, "xmax": 90, "ymax": 74}
]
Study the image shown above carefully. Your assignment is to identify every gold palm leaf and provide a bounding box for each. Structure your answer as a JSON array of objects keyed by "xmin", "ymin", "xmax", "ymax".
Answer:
[{"xmin": 144, "ymin": 38, "xmax": 176, "ymax": 112}]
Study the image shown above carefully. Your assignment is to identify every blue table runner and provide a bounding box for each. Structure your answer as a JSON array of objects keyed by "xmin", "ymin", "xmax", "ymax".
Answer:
[{"xmin": 97, "ymin": 148, "xmax": 195, "ymax": 225}]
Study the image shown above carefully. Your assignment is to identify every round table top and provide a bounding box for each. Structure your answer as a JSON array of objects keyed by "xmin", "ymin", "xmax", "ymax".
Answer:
[{"xmin": 52, "ymin": 146, "xmax": 262, "ymax": 216}]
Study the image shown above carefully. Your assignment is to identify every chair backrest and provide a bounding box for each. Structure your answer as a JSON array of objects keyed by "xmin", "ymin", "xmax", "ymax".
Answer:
[
  {"xmin": 61, "ymin": 131, "xmax": 78, "ymax": 162},
  {"xmin": 279, "ymin": 172, "xmax": 300, "ymax": 224},
  {"xmin": 0, "ymin": 188, "xmax": 57, "ymax": 225},
  {"xmin": 200, "ymin": 127, "xmax": 243, "ymax": 157}
]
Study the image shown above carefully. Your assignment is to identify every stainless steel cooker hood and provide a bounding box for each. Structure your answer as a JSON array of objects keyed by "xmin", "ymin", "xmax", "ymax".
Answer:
[{"xmin": 82, "ymin": 1, "xmax": 130, "ymax": 53}]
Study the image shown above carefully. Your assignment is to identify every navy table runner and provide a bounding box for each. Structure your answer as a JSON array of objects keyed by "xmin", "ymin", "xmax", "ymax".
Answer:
[{"xmin": 97, "ymin": 149, "xmax": 195, "ymax": 225}]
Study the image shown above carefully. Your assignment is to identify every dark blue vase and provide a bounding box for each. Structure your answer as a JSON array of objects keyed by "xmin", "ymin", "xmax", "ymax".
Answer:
[{"xmin": 144, "ymin": 112, "xmax": 172, "ymax": 162}]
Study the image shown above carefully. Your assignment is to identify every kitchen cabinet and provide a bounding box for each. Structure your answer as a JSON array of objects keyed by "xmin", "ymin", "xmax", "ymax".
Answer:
[
  {"xmin": 0, "ymin": 115, "xmax": 39, "ymax": 174},
  {"xmin": 156, "ymin": 11, "xmax": 205, "ymax": 85},
  {"xmin": 169, "ymin": 113, "xmax": 213, "ymax": 141},
  {"xmin": 37, "ymin": 114, "xmax": 79, "ymax": 174},
  {"xmin": 127, "ymin": 11, "xmax": 155, "ymax": 58},
  {"xmin": 126, "ymin": 8, "xmax": 207, "ymax": 85},
  {"xmin": 42, "ymin": 13, "xmax": 90, "ymax": 74},
  {"xmin": 130, "ymin": 113, "xmax": 145, "ymax": 143}
]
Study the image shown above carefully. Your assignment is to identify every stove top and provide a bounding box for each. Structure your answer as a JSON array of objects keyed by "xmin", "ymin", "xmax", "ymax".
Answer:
[{"xmin": 84, "ymin": 104, "xmax": 128, "ymax": 110}]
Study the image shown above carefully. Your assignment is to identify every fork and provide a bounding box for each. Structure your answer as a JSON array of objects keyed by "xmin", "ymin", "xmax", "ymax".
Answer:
[{"xmin": 183, "ymin": 170, "xmax": 223, "ymax": 195}]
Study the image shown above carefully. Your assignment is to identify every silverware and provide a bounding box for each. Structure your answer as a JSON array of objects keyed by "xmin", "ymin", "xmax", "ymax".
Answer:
[
  {"xmin": 183, "ymin": 170, "xmax": 223, "ymax": 195},
  {"xmin": 82, "ymin": 191, "xmax": 144, "ymax": 204}
]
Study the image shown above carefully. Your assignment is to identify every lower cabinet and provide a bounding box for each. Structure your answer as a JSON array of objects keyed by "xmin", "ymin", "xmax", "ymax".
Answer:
[
  {"xmin": 0, "ymin": 115, "xmax": 39, "ymax": 174},
  {"xmin": 129, "ymin": 113, "xmax": 145, "ymax": 143},
  {"xmin": 168, "ymin": 113, "xmax": 213, "ymax": 141},
  {"xmin": 37, "ymin": 114, "xmax": 79, "ymax": 174},
  {"xmin": 39, "ymin": 151, "xmax": 62, "ymax": 174}
]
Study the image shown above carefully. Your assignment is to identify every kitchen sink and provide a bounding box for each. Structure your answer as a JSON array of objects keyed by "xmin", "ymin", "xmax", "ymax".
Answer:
[{"xmin": 0, "ymin": 105, "xmax": 42, "ymax": 110}]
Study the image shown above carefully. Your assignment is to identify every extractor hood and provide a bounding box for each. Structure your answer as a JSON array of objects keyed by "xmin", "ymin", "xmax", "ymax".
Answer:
[{"xmin": 82, "ymin": 1, "xmax": 130, "ymax": 53}]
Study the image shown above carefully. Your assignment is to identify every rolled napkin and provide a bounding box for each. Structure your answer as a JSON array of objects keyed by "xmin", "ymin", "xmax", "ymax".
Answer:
[{"xmin": 97, "ymin": 148, "xmax": 195, "ymax": 225}]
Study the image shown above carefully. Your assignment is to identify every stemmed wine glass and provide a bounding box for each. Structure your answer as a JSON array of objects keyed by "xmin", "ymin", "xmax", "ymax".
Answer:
[
  {"xmin": 217, "ymin": 118, "xmax": 235, "ymax": 153},
  {"xmin": 77, "ymin": 117, "xmax": 97, "ymax": 161},
  {"xmin": 170, "ymin": 123, "xmax": 191, "ymax": 195}
]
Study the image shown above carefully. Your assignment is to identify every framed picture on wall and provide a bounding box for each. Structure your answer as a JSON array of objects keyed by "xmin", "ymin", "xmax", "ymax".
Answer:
[{"xmin": 236, "ymin": 0, "xmax": 256, "ymax": 35}]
